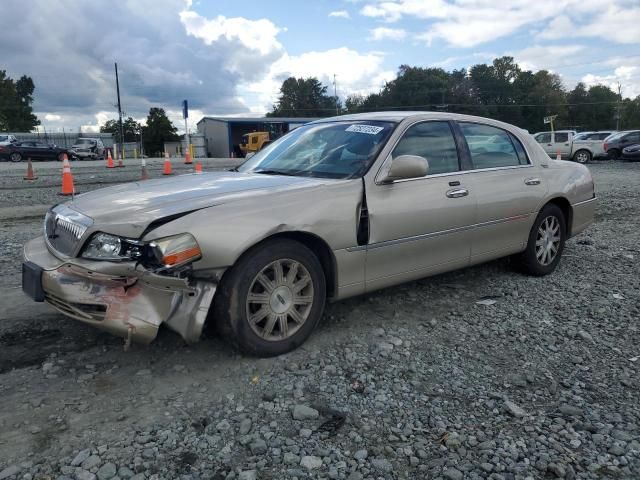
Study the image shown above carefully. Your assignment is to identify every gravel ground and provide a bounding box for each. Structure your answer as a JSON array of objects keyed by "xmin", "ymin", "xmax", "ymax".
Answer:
[{"xmin": 0, "ymin": 160, "xmax": 638, "ymax": 480}]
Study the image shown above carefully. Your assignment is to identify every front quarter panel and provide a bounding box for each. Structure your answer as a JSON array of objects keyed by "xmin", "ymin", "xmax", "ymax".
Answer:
[{"xmin": 144, "ymin": 179, "xmax": 364, "ymax": 286}]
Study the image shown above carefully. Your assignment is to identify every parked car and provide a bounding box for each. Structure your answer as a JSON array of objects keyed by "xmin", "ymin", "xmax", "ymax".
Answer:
[
  {"xmin": 0, "ymin": 141, "xmax": 73, "ymax": 162},
  {"xmin": 622, "ymin": 143, "xmax": 640, "ymax": 161},
  {"xmin": 70, "ymin": 137, "xmax": 105, "ymax": 160},
  {"xmin": 604, "ymin": 130, "xmax": 640, "ymax": 159},
  {"xmin": 23, "ymin": 112, "xmax": 596, "ymax": 356},
  {"xmin": 570, "ymin": 131, "xmax": 616, "ymax": 163},
  {"xmin": 0, "ymin": 134, "xmax": 17, "ymax": 146},
  {"xmin": 532, "ymin": 130, "xmax": 577, "ymax": 159}
]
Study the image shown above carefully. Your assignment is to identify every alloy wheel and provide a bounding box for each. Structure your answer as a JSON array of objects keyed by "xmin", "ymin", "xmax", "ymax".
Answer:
[
  {"xmin": 575, "ymin": 151, "xmax": 589, "ymax": 163},
  {"xmin": 246, "ymin": 259, "xmax": 314, "ymax": 341},
  {"xmin": 535, "ymin": 216, "xmax": 561, "ymax": 266}
]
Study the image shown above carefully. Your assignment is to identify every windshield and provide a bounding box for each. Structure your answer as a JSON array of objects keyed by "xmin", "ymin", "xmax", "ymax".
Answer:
[
  {"xmin": 0, "ymin": 135, "xmax": 8, "ymax": 142},
  {"xmin": 75, "ymin": 139, "xmax": 96, "ymax": 145},
  {"xmin": 237, "ymin": 121, "xmax": 395, "ymax": 179}
]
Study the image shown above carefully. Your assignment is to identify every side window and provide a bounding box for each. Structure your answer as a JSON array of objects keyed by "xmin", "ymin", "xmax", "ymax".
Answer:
[
  {"xmin": 626, "ymin": 132, "xmax": 640, "ymax": 142},
  {"xmin": 392, "ymin": 121, "xmax": 459, "ymax": 175},
  {"xmin": 536, "ymin": 133, "xmax": 551, "ymax": 143},
  {"xmin": 459, "ymin": 123, "xmax": 521, "ymax": 169},
  {"xmin": 554, "ymin": 132, "xmax": 569, "ymax": 143}
]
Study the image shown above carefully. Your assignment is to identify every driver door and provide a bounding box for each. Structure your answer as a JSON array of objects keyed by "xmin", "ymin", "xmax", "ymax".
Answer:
[{"xmin": 364, "ymin": 121, "xmax": 476, "ymax": 291}]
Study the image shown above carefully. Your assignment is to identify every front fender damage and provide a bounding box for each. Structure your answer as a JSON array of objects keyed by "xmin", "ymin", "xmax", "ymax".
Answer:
[{"xmin": 22, "ymin": 233, "xmax": 218, "ymax": 346}]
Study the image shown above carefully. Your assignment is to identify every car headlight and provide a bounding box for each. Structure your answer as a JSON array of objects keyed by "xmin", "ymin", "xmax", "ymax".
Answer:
[
  {"xmin": 81, "ymin": 232, "xmax": 143, "ymax": 261},
  {"xmin": 148, "ymin": 233, "xmax": 202, "ymax": 268}
]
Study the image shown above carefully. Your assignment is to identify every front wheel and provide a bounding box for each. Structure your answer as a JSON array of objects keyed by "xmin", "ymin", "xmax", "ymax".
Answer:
[
  {"xmin": 9, "ymin": 152, "xmax": 22, "ymax": 163},
  {"xmin": 573, "ymin": 149, "xmax": 591, "ymax": 164},
  {"xmin": 515, "ymin": 204, "xmax": 566, "ymax": 276},
  {"xmin": 211, "ymin": 238, "xmax": 326, "ymax": 357},
  {"xmin": 608, "ymin": 149, "xmax": 621, "ymax": 160}
]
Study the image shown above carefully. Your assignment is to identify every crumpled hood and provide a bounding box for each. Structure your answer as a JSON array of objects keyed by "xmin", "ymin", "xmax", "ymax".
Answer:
[{"xmin": 66, "ymin": 171, "xmax": 328, "ymax": 236}]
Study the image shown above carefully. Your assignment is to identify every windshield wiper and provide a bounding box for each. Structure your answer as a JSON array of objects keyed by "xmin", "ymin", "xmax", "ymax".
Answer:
[{"xmin": 253, "ymin": 169, "xmax": 298, "ymax": 176}]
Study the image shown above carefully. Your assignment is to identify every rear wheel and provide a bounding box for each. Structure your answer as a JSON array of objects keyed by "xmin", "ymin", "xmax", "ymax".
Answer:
[
  {"xmin": 608, "ymin": 149, "xmax": 621, "ymax": 160},
  {"xmin": 573, "ymin": 149, "xmax": 591, "ymax": 164},
  {"xmin": 211, "ymin": 238, "xmax": 326, "ymax": 357},
  {"xmin": 9, "ymin": 152, "xmax": 22, "ymax": 163},
  {"xmin": 515, "ymin": 204, "xmax": 566, "ymax": 276}
]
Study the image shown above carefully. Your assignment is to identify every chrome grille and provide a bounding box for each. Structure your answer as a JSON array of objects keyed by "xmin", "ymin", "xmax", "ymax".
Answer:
[{"xmin": 44, "ymin": 205, "xmax": 93, "ymax": 256}]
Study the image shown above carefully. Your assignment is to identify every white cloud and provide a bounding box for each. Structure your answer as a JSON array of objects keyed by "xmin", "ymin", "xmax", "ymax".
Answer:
[
  {"xmin": 582, "ymin": 65, "xmax": 640, "ymax": 99},
  {"xmin": 361, "ymin": 0, "xmax": 633, "ymax": 47},
  {"xmin": 44, "ymin": 113, "xmax": 62, "ymax": 122},
  {"xmin": 179, "ymin": 12, "xmax": 283, "ymax": 55},
  {"xmin": 329, "ymin": 10, "xmax": 351, "ymax": 19},
  {"xmin": 511, "ymin": 44, "xmax": 586, "ymax": 72},
  {"xmin": 240, "ymin": 48, "xmax": 395, "ymax": 114},
  {"xmin": 539, "ymin": 5, "xmax": 640, "ymax": 44},
  {"xmin": 369, "ymin": 27, "xmax": 407, "ymax": 41}
]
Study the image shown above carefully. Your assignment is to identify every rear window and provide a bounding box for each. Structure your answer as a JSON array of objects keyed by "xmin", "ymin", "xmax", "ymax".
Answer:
[{"xmin": 459, "ymin": 122, "xmax": 527, "ymax": 169}]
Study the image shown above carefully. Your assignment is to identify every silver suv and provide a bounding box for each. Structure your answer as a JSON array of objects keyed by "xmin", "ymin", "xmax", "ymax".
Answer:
[{"xmin": 71, "ymin": 137, "xmax": 105, "ymax": 160}]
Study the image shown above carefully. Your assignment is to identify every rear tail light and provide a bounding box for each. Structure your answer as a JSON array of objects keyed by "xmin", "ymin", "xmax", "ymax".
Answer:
[{"xmin": 603, "ymin": 143, "xmax": 608, "ymax": 151}]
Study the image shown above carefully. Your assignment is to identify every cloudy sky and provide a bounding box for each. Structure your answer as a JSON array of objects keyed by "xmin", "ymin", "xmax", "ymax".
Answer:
[{"xmin": 1, "ymin": 0, "xmax": 639, "ymax": 133}]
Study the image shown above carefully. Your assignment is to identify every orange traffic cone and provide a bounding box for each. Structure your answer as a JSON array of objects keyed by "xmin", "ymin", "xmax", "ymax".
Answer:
[
  {"xmin": 60, "ymin": 155, "xmax": 75, "ymax": 196},
  {"xmin": 23, "ymin": 158, "xmax": 37, "ymax": 180},
  {"xmin": 194, "ymin": 161, "xmax": 203, "ymax": 174},
  {"xmin": 117, "ymin": 152, "xmax": 124, "ymax": 168},
  {"xmin": 141, "ymin": 158, "xmax": 149, "ymax": 180},
  {"xmin": 162, "ymin": 153, "xmax": 172, "ymax": 175},
  {"xmin": 184, "ymin": 151, "xmax": 192, "ymax": 164},
  {"xmin": 106, "ymin": 149, "xmax": 115, "ymax": 168},
  {"xmin": 556, "ymin": 150, "xmax": 561, "ymax": 161}
]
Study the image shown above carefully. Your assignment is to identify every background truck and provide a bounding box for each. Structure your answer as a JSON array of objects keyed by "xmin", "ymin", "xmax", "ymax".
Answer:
[
  {"xmin": 239, "ymin": 132, "xmax": 271, "ymax": 157},
  {"xmin": 533, "ymin": 130, "xmax": 616, "ymax": 163}
]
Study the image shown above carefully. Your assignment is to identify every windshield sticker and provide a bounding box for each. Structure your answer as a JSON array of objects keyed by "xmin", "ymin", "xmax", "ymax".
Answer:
[{"xmin": 346, "ymin": 124, "xmax": 384, "ymax": 135}]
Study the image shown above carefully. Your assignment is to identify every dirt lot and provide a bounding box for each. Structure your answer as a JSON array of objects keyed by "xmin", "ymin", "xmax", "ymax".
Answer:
[{"xmin": 0, "ymin": 160, "xmax": 638, "ymax": 480}]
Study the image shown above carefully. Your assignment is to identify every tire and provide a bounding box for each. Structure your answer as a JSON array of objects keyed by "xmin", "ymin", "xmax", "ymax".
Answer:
[
  {"xmin": 573, "ymin": 149, "xmax": 591, "ymax": 164},
  {"xmin": 9, "ymin": 152, "xmax": 22, "ymax": 163},
  {"xmin": 57, "ymin": 152, "xmax": 65, "ymax": 162},
  {"xmin": 608, "ymin": 149, "xmax": 621, "ymax": 160},
  {"xmin": 515, "ymin": 204, "xmax": 566, "ymax": 276},
  {"xmin": 211, "ymin": 238, "xmax": 326, "ymax": 357}
]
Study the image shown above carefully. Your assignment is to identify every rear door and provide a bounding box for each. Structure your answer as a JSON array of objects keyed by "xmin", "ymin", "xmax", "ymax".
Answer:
[
  {"xmin": 364, "ymin": 120, "xmax": 475, "ymax": 290},
  {"xmin": 552, "ymin": 132, "xmax": 572, "ymax": 158},
  {"xmin": 457, "ymin": 122, "xmax": 547, "ymax": 263}
]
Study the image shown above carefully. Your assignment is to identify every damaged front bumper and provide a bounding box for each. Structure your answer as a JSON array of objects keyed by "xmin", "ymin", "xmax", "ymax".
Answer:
[{"xmin": 22, "ymin": 236, "xmax": 216, "ymax": 344}]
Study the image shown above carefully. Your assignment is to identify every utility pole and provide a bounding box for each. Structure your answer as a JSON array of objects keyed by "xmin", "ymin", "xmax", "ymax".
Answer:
[
  {"xmin": 114, "ymin": 62, "xmax": 125, "ymax": 160},
  {"xmin": 616, "ymin": 83, "xmax": 622, "ymax": 131},
  {"xmin": 333, "ymin": 74, "xmax": 339, "ymax": 116}
]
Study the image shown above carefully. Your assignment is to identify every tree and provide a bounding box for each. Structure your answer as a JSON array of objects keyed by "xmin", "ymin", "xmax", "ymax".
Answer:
[
  {"xmin": 100, "ymin": 117, "xmax": 142, "ymax": 143},
  {"xmin": 141, "ymin": 108, "xmax": 179, "ymax": 156},
  {"xmin": 621, "ymin": 96, "xmax": 640, "ymax": 129},
  {"xmin": 269, "ymin": 77, "xmax": 338, "ymax": 117},
  {"xmin": 0, "ymin": 70, "xmax": 39, "ymax": 131}
]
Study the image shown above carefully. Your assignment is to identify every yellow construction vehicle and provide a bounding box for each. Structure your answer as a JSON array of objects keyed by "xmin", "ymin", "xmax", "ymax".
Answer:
[{"xmin": 239, "ymin": 132, "xmax": 271, "ymax": 156}]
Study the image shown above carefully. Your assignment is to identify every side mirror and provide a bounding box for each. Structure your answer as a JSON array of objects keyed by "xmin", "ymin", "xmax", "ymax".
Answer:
[{"xmin": 379, "ymin": 155, "xmax": 429, "ymax": 183}]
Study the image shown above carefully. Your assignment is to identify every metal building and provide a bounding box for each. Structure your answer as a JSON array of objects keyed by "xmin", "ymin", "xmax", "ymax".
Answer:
[{"xmin": 196, "ymin": 117, "xmax": 319, "ymax": 158}]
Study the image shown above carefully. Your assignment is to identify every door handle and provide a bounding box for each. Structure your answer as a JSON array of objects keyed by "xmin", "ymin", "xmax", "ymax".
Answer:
[
  {"xmin": 525, "ymin": 177, "xmax": 541, "ymax": 185},
  {"xmin": 446, "ymin": 188, "xmax": 469, "ymax": 198}
]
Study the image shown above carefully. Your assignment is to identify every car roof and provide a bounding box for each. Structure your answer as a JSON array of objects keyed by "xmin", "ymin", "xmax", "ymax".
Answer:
[{"xmin": 309, "ymin": 111, "xmax": 536, "ymax": 131}]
